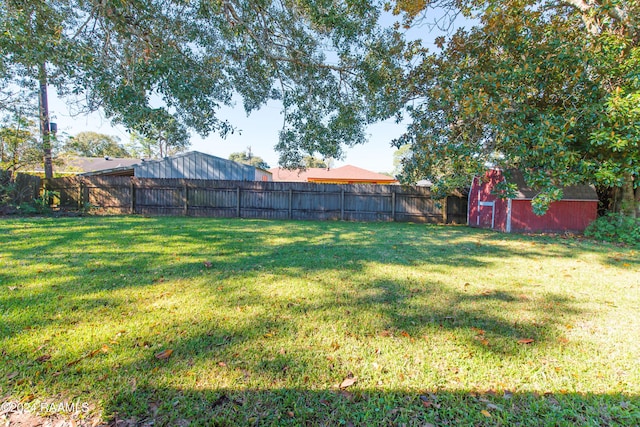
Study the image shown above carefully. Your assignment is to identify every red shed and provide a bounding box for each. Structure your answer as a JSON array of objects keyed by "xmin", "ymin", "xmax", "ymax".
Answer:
[{"xmin": 468, "ymin": 169, "xmax": 598, "ymax": 233}]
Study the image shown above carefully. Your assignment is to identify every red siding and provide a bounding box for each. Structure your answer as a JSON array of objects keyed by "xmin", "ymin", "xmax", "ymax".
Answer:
[
  {"xmin": 468, "ymin": 169, "xmax": 597, "ymax": 233},
  {"xmin": 510, "ymin": 200, "xmax": 598, "ymax": 233},
  {"xmin": 468, "ymin": 170, "xmax": 509, "ymax": 231}
]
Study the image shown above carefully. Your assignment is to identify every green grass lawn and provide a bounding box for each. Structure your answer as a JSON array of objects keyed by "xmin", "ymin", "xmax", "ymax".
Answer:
[{"xmin": 0, "ymin": 217, "xmax": 638, "ymax": 426}]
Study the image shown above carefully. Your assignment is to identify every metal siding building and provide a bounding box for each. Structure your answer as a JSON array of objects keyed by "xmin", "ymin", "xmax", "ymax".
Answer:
[{"xmin": 133, "ymin": 151, "xmax": 270, "ymax": 181}]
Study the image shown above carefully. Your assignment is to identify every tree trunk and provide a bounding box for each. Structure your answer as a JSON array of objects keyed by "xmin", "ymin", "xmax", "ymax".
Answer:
[{"xmin": 38, "ymin": 62, "xmax": 53, "ymax": 179}]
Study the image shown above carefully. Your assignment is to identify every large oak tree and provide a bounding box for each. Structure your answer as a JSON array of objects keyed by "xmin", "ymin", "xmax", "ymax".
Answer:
[
  {"xmin": 1, "ymin": 0, "xmax": 406, "ymax": 172},
  {"xmin": 394, "ymin": 0, "xmax": 639, "ymax": 216}
]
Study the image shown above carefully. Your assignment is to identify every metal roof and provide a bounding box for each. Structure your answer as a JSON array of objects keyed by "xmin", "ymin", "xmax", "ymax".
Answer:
[{"xmin": 507, "ymin": 169, "xmax": 598, "ymax": 201}]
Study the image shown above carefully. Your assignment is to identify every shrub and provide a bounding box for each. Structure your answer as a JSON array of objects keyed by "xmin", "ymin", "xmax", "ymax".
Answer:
[{"xmin": 585, "ymin": 213, "xmax": 640, "ymax": 247}]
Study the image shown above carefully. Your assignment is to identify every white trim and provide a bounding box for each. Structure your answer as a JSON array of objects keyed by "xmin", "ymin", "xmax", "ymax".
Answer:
[
  {"xmin": 478, "ymin": 200, "xmax": 495, "ymax": 229},
  {"xmin": 506, "ymin": 198, "xmax": 512, "ymax": 233}
]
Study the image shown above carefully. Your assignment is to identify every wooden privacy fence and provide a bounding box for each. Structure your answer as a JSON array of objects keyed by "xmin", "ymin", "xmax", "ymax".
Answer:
[{"xmin": 45, "ymin": 176, "xmax": 467, "ymax": 223}]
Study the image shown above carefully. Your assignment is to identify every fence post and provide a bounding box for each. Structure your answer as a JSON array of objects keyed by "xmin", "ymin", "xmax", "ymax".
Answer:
[
  {"xmin": 130, "ymin": 179, "xmax": 136, "ymax": 214},
  {"xmin": 236, "ymin": 187, "xmax": 241, "ymax": 217},
  {"xmin": 183, "ymin": 181, "xmax": 188, "ymax": 216},
  {"xmin": 78, "ymin": 180, "xmax": 83, "ymax": 211},
  {"xmin": 442, "ymin": 196, "xmax": 448, "ymax": 224},
  {"xmin": 288, "ymin": 189, "xmax": 292, "ymax": 219},
  {"xmin": 341, "ymin": 189, "xmax": 345, "ymax": 221},
  {"xmin": 391, "ymin": 191, "xmax": 396, "ymax": 222}
]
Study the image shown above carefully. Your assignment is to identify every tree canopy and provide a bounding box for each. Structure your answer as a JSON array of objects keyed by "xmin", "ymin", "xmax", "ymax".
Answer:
[
  {"xmin": 229, "ymin": 148, "xmax": 270, "ymax": 170},
  {"xmin": 394, "ymin": 0, "xmax": 639, "ymax": 216},
  {"xmin": 62, "ymin": 132, "xmax": 131, "ymax": 158},
  {"xmin": 1, "ymin": 0, "xmax": 406, "ymax": 168}
]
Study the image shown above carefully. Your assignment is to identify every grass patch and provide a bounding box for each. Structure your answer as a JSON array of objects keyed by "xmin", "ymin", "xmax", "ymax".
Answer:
[{"xmin": 1, "ymin": 217, "xmax": 639, "ymax": 425}]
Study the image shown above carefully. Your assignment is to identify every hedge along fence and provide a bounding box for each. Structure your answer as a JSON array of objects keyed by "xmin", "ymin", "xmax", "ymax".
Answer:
[{"xmin": 44, "ymin": 176, "xmax": 467, "ymax": 223}]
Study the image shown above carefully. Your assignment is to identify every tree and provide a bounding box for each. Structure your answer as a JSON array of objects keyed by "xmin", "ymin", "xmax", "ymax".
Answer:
[
  {"xmin": 0, "ymin": 114, "xmax": 40, "ymax": 176},
  {"xmin": 229, "ymin": 147, "xmax": 270, "ymax": 170},
  {"xmin": 303, "ymin": 156, "xmax": 327, "ymax": 168},
  {"xmin": 126, "ymin": 111, "xmax": 190, "ymax": 158},
  {"xmin": 394, "ymin": 0, "xmax": 639, "ymax": 216},
  {"xmin": 392, "ymin": 144, "xmax": 412, "ymax": 177},
  {"xmin": 62, "ymin": 132, "xmax": 131, "ymax": 158},
  {"xmin": 1, "ymin": 0, "xmax": 407, "ymax": 172}
]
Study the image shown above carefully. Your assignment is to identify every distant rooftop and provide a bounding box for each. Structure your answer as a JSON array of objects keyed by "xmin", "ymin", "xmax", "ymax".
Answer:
[{"xmin": 269, "ymin": 165, "xmax": 398, "ymax": 184}]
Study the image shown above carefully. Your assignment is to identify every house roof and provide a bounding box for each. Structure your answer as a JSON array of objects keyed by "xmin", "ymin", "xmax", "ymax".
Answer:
[
  {"xmin": 507, "ymin": 169, "xmax": 598, "ymax": 201},
  {"xmin": 25, "ymin": 156, "xmax": 144, "ymax": 176},
  {"xmin": 269, "ymin": 165, "xmax": 398, "ymax": 184},
  {"xmin": 66, "ymin": 156, "xmax": 143, "ymax": 173}
]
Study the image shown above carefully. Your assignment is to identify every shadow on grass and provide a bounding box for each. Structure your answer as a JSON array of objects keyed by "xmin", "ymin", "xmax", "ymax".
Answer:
[
  {"xmin": 104, "ymin": 386, "xmax": 638, "ymax": 426},
  {"xmin": 1, "ymin": 217, "xmax": 637, "ymax": 426},
  {"xmin": 0, "ymin": 217, "xmax": 596, "ymax": 347}
]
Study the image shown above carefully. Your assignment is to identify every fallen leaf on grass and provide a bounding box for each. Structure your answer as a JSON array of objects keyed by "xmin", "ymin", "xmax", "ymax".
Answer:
[
  {"xmin": 400, "ymin": 331, "xmax": 411, "ymax": 338},
  {"xmin": 155, "ymin": 349, "xmax": 173, "ymax": 360},
  {"xmin": 481, "ymin": 409, "xmax": 492, "ymax": 418},
  {"xmin": 419, "ymin": 395, "xmax": 441, "ymax": 409},
  {"xmin": 204, "ymin": 261, "xmax": 212, "ymax": 268},
  {"xmin": 339, "ymin": 376, "xmax": 357, "ymax": 389},
  {"xmin": 218, "ymin": 361, "xmax": 227, "ymax": 367},
  {"xmin": 35, "ymin": 354, "xmax": 51, "ymax": 363},
  {"xmin": 517, "ymin": 338, "xmax": 535, "ymax": 344},
  {"xmin": 6, "ymin": 371, "xmax": 19, "ymax": 380},
  {"xmin": 379, "ymin": 330, "xmax": 391, "ymax": 337}
]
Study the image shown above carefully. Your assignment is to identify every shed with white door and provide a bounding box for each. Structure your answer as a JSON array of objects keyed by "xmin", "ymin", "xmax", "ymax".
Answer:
[{"xmin": 468, "ymin": 169, "xmax": 598, "ymax": 233}]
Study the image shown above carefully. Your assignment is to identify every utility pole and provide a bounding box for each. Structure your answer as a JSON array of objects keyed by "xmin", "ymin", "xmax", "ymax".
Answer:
[{"xmin": 39, "ymin": 62, "xmax": 53, "ymax": 179}]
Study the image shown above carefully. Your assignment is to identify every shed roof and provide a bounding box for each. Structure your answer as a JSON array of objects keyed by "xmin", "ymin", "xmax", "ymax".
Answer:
[{"xmin": 507, "ymin": 170, "xmax": 598, "ymax": 201}]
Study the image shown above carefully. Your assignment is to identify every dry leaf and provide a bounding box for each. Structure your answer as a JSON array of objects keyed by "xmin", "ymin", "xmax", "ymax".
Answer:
[
  {"xmin": 517, "ymin": 338, "xmax": 534, "ymax": 344},
  {"xmin": 339, "ymin": 377, "xmax": 357, "ymax": 389},
  {"xmin": 67, "ymin": 358, "xmax": 83, "ymax": 367},
  {"xmin": 379, "ymin": 330, "xmax": 391, "ymax": 337},
  {"xmin": 204, "ymin": 261, "xmax": 212, "ymax": 268},
  {"xmin": 155, "ymin": 349, "xmax": 174, "ymax": 360},
  {"xmin": 400, "ymin": 331, "xmax": 411, "ymax": 338},
  {"xmin": 6, "ymin": 371, "xmax": 19, "ymax": 380},
  {"xmin": 481, "ymin": 409, "xmax": 492, "ymax": 418},
  {"xmin": 287, "ymin": 411, "xmax": 294, "ymax": 418},
  {"xmin": 35, "ymin": 354, "xmax": 51, "ymax": 363},
  {"xmin": 218, "ymin": 361, "xmax": 227, "ymax": 367}
]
